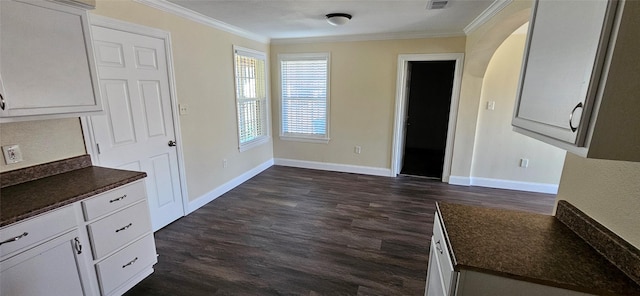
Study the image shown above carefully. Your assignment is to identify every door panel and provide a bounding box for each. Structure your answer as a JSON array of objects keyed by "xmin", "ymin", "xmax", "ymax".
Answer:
[
  {"xmin": 102, "ymin": 80, "xmax": 136, "ymax": 145},
  {"xmin": 139, "ymin": 81, "xmax": 167, "ymax": 137},
  {"xmin": 90, "ymin": 25, "xmax": 183, "ymax": 231}
]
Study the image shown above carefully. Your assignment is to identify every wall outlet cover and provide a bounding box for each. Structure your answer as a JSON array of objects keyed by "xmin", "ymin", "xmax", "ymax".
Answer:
[{"xmin": 2, "ymin": 145, "xmax": 24, "ymax": 164}]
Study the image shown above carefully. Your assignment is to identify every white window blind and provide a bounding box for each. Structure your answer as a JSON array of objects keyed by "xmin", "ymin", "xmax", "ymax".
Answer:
[
  {"xmin": 234, "ymin": 46, "xmax": 269, "ymax": 151},
  {"xmin": 279, "ymin": 53, "xmax": 330, "ymax": 142}
]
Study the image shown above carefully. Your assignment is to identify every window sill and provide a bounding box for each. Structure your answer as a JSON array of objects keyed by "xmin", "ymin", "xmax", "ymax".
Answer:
[
  {"xmin": 239, "ymin": 136, "xmax": 270, "ymax": 152},
  {"xmin": 279, "ymin": 135, "xmax": 330, "ymax": 144}
]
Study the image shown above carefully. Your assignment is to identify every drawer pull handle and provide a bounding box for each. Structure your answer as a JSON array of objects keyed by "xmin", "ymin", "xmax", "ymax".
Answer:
[
  {"xmin": 115, "ymin": 223, "xmax": 133, "ymax": 233},
  {"xmin": 74, "ymin": 237, "xmax": 82, "ymax": 254},
  {"xmin": 109, "ymin": 194, "xmax": 127, "ymax": 203},
  {"xmin": 569, "ymin": 102, "xmax": 583, "ymax": 133},
  {"xmin": 0, "ymin": 93, "xmax": 5, "ymax": 110},
  {"xmin": 435, "ymin": 240, "xmax": 444, "ymax": 255},
  {"xmin": 122, "ymin": 257, "xmax": 138, "ymax": 269},
  {"xmin": 0, "ymin": 232, "xmax": 28, "ymax": 246}
]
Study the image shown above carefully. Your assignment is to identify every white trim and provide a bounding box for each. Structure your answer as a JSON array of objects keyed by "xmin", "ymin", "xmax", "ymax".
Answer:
[
  {"xmin": 233, "ymin": 45, "xmax": 271, "ymax": 153},
  {"xmin": 278, "ymin": 52, "xmax": 331, "ymax": 143},
  {"xmin": 132, "ymin": 0, "xmax": 269, "ymax": 44},
  {"xmin": 448, "ymin": 176, "xmax": 471, "ymax": 186},
  {"xmin": 187, "ymin": 159, "xmax": 274, "ymax": 213},
  {"xmin": 84, "ymin": 15, "xmax": 191, "ymax": 218},
  {"xmin": 279, "ymin": 136, "xmax": 330, "ymax": 144},
  {"xmin": 274, "ymin": 158, "xmax": 392, "ymax": 177},
  {"xmin": 271, "ymin": 31, "xmax": 464, "ymax": 45},
  {"xmin": 391, "ymin": 53, "xmax": 464, "ymax": 183},
  {"xmin": 448, "ymin": 176, "xmax": 558, "ymax": 194},
  {"xmin": 80, "ymin": 117, "xmax": 99, "ymax": 165},
  {"xmin": 463, "ymin": 0, "xmax": 513, "ymax": 35}
]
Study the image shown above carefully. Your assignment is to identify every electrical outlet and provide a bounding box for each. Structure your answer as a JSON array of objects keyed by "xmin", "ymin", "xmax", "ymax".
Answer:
[
  {"xmin": 2, "ymin": 145, "xmax": 24, "ymax": 164},
  {"xmin": 354, "ymin": 146, "xmax": 362, "ymax": 154},
  {"xmin": 223, "ymin": 158, "xmax": 228, "ymax": 168},
  {"xmin": 179, "ymin": 104, "xmax": 189, "ymax": 115},
  {"xmin": 487, "ymin": 101, "xmax": 496, "ymax": 111},
  {"xmin": 520, "ymin": 158, "xmax": 529, "ymax": 168}
]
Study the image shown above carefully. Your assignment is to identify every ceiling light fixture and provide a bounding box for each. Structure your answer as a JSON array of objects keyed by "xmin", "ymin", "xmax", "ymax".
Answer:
[{"xmin": 326, "ymin": 13, "xmax": 352, "ymax": 26}]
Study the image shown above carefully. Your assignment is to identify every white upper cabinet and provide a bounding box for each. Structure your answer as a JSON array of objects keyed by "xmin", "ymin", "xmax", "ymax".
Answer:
[
  {"xmin": 513, "ymin": 0, "xmax": 640, "ymax": 162},
  {"xmin": 0, "ymin": 0, "xmax": 101, "ymax": 122}
]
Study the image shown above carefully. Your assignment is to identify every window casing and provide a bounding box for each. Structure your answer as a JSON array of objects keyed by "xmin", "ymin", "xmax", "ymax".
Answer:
[
  {"xmin": 278, "ymin": 53, "xmax": 330, "ymax": 143},
  {"xmin": 233, "ymin": 46, "xmax": 269, "ymax": 151}
]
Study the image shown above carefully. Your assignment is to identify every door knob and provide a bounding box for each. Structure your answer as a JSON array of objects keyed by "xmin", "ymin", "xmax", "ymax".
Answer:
[{"xmin": 168, "ymin": 140, "xmax": 177, "ymax": 147}]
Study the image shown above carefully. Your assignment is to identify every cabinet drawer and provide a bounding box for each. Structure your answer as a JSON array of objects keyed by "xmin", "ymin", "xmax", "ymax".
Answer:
[
  {"xmin": 432, "ymin": 212, "xmax": 455, "ymax": 295},
  {"xmin": 87, "ymin": 201, "xmax": 152, "ymax": 260},
  {"xmin": 0, "ymin": 206, "xmax": 76, "ymax": 260},
  {"xmin": 82, "ymin": 181, "xmax": 146, "ymax": 221},
  {"xmin": 95, "ymin": 234, "xmax": 157, "ymax": 296}
]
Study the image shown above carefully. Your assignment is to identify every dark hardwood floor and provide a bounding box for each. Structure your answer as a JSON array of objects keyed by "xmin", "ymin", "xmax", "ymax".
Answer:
[{"xmin": 124, "ymin": 166, "xmax": 556, "ymax": 296}]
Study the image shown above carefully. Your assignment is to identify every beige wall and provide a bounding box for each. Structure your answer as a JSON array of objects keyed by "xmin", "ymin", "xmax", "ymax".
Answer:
[
  {"xmin": 556, "ymin": 0, "xmax": 640, "ymax": 249},
  {"xmin": 0, "ymin": 118, "xmax": 86, "ymax": 172},
  {"xmin": 557, "ymin": 154, "xmax": 640, "ymax": 248},
  {"xmin": 91, "ymin": 0, "xmax": 273, "ymax": 201},
  {"xmin": 1, "ymin": 1, "xmax": 273, "ymax": 204},
  {"xmin": 270, "ymin": 37, "xmax": 466, "ymax": 169},
  {"xmin": 471, "ymin": 33, "xmax": 565, "ymax": 184},
  {"xmin": 449, "ymin": 0, "xmax": 533, "ymax": 178}
]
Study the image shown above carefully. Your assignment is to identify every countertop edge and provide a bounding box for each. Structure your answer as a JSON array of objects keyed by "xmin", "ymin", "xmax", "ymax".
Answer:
[
  {"xmin": 0, "ymin": 171, "xmax": 146, "ymax": 227},
  {"xmin": 436, "ymin": 201, "xmax": 640, "ymax": 295},
  {"xmin": 556, "ymin": 200, "xmax": 640, "ymax": 286}
]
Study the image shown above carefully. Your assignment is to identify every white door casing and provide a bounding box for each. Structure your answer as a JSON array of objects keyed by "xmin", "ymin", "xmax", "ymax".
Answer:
[
  {"xmin": 82, "ymin": 15, "xmax": 187, "ymax": 231},
  {"xmin": 391, "ymin": 53, "xmax": 464, "ymax": 182}
]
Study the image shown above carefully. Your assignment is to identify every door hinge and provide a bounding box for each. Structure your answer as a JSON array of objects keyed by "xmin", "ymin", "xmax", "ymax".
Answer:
[{"xmin": 96, "ymin": 143, "xmax": 101, "ymax": 154}]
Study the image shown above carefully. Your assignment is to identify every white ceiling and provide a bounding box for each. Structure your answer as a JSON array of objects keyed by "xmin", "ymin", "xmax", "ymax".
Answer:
[{"xmin": 164, "ymin": 0, "xmax": 497, "ymax": 41}]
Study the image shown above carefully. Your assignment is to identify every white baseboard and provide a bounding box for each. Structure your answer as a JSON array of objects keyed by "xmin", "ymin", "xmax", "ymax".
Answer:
[
  {"xmin": 448, "ymin": 176, "xmax": 558, "ymax": 194},
  {"xmin": 274, "ymin": 158, "xmax": 393, "ymax": 177},
  {"xmin": 448, "ymin": 176, "xmax": 471, "ymax": 186},
  {"xmin": 187, "ymin": 159, "xmax": 274, "ymax": 214}
]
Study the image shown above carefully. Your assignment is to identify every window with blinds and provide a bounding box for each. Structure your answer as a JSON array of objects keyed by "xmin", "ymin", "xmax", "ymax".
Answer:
[
  {"xmin": 233, "ymin": 46, "xmax": 269, "ymax": 151},
  {"xmin": 279, "ymin": 53, "xmax": 330, "ymax": 143}
]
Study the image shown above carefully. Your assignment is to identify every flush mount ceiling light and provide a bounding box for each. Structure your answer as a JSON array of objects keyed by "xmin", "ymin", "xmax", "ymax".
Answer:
[{"xmin": 326, "ymin": 13, "xmax": 352, "ymax": 26}]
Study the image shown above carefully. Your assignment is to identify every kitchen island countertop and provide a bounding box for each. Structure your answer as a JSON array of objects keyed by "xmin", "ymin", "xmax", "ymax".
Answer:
[{"xmin": 437, "ymin": 202, "xmax": 640, "ymax": 295}]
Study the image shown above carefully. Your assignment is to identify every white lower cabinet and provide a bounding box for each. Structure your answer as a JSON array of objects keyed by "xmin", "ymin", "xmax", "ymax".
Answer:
[
  {"xmin": 425, "ymin": 212, "xmax": 457, "ymax": 296},
  {"xmin": 0, "ymin": 180, "xmax": 156, "ymax": 296},
  {"xmin": 95, "ymin": 235, "xmax": 156, "ymax": 295},
  {"xmin": 425, "ymin": 212, "xmax": 591, "ymax": 296},
  {"xmin": 83, "ymin": 180, "xmax": 157, "ymax": 296},
  {"xmin": 0, "ymin": 206, "xmax": 93, "ymax": 296}
]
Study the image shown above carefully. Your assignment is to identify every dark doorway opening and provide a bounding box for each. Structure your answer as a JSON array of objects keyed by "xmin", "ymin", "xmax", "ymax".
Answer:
[{"xmin": 401, "ymin": 60, "xmax": 456, "ymax": 179}]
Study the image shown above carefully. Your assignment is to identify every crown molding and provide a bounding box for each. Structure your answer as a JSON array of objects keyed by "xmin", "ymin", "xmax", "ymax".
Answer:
[
  {"xmin": 463, "ymin": 0, "xmax": 513, "ymax": 35},
  {"xmin": 271, "ymin": 31, "xmax": 464, "ymax": 45},
  {"xmin": 133, "ymin": 0, "xmax": 270, "ymax": 44}
]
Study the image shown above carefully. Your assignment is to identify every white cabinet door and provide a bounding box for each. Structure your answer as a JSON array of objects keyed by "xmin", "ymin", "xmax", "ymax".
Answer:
[
  {"xmin": 513, "ymin": 0, "xmax": 615, "ymax": 144},
  {"xmin": 0, "ymin": 230, "xmax": 87, "ymax": 296},
  {"xmin": 425, "ymin": 238, "xmax": 447, "ymax": 296},
  {"xmin": 0, "ymin": 0, "xmax": 101, "ymax": 120}
]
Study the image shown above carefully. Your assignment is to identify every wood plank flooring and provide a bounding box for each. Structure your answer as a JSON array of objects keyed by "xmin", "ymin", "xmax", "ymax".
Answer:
[{"xmin": 124, "ymin": 166, "xmax": 556, "ymax": 296}]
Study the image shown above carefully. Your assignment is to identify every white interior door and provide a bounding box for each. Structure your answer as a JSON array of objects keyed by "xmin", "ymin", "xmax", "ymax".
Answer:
[{"xmin": 89, "ymin": 25, "xmax": 184, "ymax": 231}]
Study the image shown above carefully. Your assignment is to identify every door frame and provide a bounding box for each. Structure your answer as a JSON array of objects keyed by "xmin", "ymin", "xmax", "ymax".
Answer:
[
  {"xmin": 80, "ymin": 14, "xmax": 189, "ymax": 216},
  {"xmin": 391, "ymin": 53, "xmax": 464, "ymax": 182}
]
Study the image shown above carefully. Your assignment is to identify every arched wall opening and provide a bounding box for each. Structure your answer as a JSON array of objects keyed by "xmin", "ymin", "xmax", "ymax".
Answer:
[
  {"xmin": 469, "ymin": 23, "xmax": 566, "ymax": 193},
  {"xmin": 449, "ymin": 0, "xmax": 565, "ymax": 193}
]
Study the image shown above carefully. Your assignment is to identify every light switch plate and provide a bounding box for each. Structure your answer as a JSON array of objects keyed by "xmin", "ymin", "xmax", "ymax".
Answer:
[{"xmin": 2, "ymin": 144, "xmax": 24, "ymax": 164}]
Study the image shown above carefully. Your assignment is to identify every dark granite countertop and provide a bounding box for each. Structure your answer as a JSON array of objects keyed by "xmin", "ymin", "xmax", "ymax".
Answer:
[
  {"xmin": 437, "ymin": 202, "xmax": 640, "ymax": 295},
  {"xmin": 1, "ymin": 166, "xmax": 146, "ymax": 227}
]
